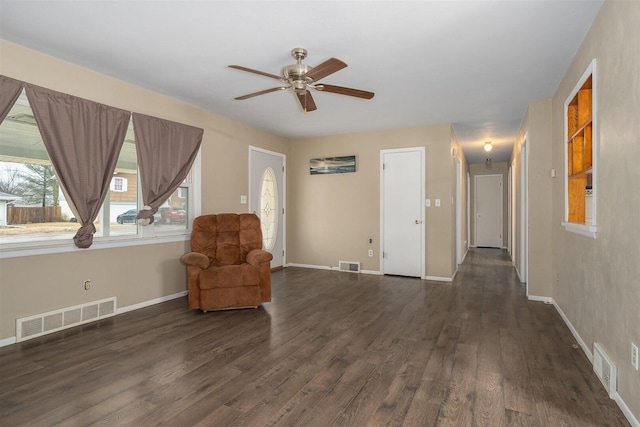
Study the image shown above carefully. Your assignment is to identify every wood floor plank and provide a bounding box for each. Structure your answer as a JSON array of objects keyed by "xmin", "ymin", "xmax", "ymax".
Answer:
[{"xmin": 0, "ymin": 249, "xmax": 630, "ymax": 426}]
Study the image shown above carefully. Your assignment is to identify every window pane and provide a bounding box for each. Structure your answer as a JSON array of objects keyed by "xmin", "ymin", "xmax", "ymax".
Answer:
[
  {"xmin": 109, "ymin": 124, "xmax": 138, "ymax": 236},
  {"xmin": 0, "ymin": 90, "xmax": 80, "ymax": 244},
  {"xmin": 259, "ymin": 167, "xmax": 278, "ymax": 251},
  {"xmin": 154, "ymin": 186, "xmax": 188, "ymax": 231}
]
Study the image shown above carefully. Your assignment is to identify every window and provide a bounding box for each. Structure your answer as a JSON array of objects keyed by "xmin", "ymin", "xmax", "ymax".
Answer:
[
  {"xmin": 563, "ymin": 59, "xmax": 597, "ymax": 238},
  {"xmin": 0, "ymin": 90, "xmax": 199, "ymax": 254},
  {"xmin": 259, "ymin": 167, "xmax": 278, "ymax": 251},
  {"xmin": 110, "ymin": 177, "xmax": 127, "ymax": 192}
]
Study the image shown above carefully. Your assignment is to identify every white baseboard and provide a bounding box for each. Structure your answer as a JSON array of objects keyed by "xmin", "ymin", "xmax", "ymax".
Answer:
[
  {"xmin": 286, "ymin": 262, "xmax": 333, "ymax": 271},
  {"xmin": 0, "ymin": 336, "xmax": 16, "ymax": 347},
  {"xmin": 286, "ymin": 263, "xmax": 383, "ymax": 276},
  {"xmin": 527, "ymin": 294, "xmax": 553, "ymax": 303},
  {"xmin": 549, "ymin": 298, "xmax": 592, "ymax": 362},
  {"xmin": 423, "ymin": 275, "xmax": 453, "ymax": 282},
  {"xmin": 116, "ymin": 290, "xmax": 187, "ymax": 315},
  {"xmin": 287, "ymin": 263, "xmax": 453, "ymax": 281},
  {"xmin": 0, "ymin": 291, "xmax": 188, "ymax": 348},
  {"xmin": 540, "ymin": 297, "xmax": 638, "ymax": 426},
  {"xmin": 614, "ymin": 393, "xmax": 640, "ymax": 427}
]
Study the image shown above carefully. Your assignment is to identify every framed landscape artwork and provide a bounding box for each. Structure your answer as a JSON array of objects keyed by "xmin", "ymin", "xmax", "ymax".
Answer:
[{"xmin": 310, "ymin": 155, "xmax": 356, "ymax": 175}]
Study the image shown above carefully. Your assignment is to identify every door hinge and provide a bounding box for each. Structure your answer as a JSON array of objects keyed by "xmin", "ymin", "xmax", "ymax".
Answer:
[
  {"xmin": 283, "ymin": 166, "xmax": 285, "ymax": 173},
  {"xmin": 382, "ymin": 163, "xmax": 385, "ymax": 170},
  {"xmin": 383, "ymin": 252, "xmax": 387, "ymax": 258},
  {"xmin": 282, "ymin": 250, "xmax": 285, "ymax": 256},
  {"xmin": 282, "ymin": 208, "xmax": 285, "ymax": 214}
]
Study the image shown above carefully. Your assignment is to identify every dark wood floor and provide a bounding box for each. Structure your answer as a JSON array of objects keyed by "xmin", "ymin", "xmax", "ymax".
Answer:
[{"xmin": 0, "ymin": 249, "xmax": 630, "ymax": 426}]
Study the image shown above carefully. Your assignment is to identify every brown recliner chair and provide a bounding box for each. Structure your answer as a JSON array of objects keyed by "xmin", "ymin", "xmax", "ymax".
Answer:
[{"xmin": 181, "ymin": 213, "xmax": 273, "ymax": 311}]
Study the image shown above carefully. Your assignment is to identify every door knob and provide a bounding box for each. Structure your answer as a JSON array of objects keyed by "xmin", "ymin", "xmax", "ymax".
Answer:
[{"xmin": 415, "ymin": 219, "xmax": 421, "ymax": 224}]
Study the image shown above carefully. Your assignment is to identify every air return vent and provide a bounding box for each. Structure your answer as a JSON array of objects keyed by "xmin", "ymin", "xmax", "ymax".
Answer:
[
  {"xmin": 593, "ymin": 342, "xmax": 617, "ymax": 398},
  {"xmin": 338, "ymin": 261, "xmax": 360, "ymax": 273},
  {"xmin": 16, "ymin": 297, "xmax": 116, "ymax": 343}
]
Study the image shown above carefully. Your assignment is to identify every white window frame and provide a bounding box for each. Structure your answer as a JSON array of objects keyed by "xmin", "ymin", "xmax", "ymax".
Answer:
[
  {"xmin": 0, "ymin": 148, "xmax": 201, "ymax": 259},
  {"xmin": 561, "ymin": 59, "xmax": 597, "ymax": 238},
  {"xmin": 110, "ymin": 176, "xmax": 127, "ymax": 192}
]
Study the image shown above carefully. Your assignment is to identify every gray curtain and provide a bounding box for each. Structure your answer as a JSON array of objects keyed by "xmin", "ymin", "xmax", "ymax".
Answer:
[
  {"xmin": 132, "ymin": 113, "xmax": 203, "ymax": 225},
  {"xmin": 0, "ymin": 75, "xmax": 24, "ymax": 122},
  {"xmin": 26, "ymin": 84, "xmax": 130, "ymax": 248}
]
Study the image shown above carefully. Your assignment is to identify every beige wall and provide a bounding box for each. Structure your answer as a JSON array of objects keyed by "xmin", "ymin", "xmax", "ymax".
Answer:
[
  {"xmin": 511, "ymin": 99, "xmax": 554, "ymax": 296},
  {"xmin": 288, "ymin": 124, "xmax": 458, "ymax": 279},
  {"xmin": 0, "ymin": 40, "xmax": 288, "ymax": 340},
  {"xmin": 550, "ymin": 0, "xmax": 639, "ymax": 418},
  {"xmin": 469, "ymin": 162, "xmax": 509, "ymax": 248}
]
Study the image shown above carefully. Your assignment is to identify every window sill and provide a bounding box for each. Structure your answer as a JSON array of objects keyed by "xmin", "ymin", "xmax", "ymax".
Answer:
[
  {"xmin": 0, "ymin": 232, "xmax": 190, "ymax": 259},
  {"xmin": 561, "ymin": 221, "xmax": 597, "ymax": 238}
]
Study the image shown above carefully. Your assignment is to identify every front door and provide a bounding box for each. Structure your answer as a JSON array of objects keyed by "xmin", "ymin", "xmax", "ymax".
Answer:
[
  {"xmin": 249, "ymin": 147, "xmax": 285, "ymax": 269},
  {"xmin": 381, "ymin": 148, "xmax": 424, "ymax": 277}
]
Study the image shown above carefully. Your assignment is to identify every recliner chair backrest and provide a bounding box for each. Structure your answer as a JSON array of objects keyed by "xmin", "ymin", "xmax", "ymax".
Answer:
[{"xmin": 191, "ymin": 213, "xmax": 263, "ymax": 266}]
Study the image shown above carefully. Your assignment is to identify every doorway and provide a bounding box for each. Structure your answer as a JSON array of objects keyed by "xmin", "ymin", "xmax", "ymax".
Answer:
[
  {"xmin": 456, "ymin": 157, "xmax": 462, "ymax": 267},
  {"xmin": 380, "ymin": 147, "xmax": 424, "ymax": 278},
  {"xmin": 475, "ymin": 174, "xmax": 503, "ymax": 248},
  {"xmin": 249, "ymin": 146, "xmax": 285, "ymax": 269},
  {"xmin": 520, "ymin": 140, "xmax": 529, "ymax": 290}
]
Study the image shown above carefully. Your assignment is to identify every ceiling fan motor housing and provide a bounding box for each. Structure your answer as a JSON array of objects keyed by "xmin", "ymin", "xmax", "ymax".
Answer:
[{"xmin": 283, "ymin": 63, "xmax": 312, "ymax": 94}]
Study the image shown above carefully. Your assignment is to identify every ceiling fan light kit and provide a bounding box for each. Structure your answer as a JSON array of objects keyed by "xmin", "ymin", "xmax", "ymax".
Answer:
[{"xmin": 229, "ymin": 48, "xmax": 374, "ymax": 113}]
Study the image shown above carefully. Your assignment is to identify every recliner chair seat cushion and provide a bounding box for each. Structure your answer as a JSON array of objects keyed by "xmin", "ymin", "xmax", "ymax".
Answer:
[{"xmin": 199, "ymin": 264, "xmax": 260, "ymax": 290}]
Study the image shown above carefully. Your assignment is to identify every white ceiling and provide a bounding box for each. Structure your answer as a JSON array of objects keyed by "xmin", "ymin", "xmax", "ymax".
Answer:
[{"xmin": 0, "ymin": 0, "xmax": 603, "ymax": 164}]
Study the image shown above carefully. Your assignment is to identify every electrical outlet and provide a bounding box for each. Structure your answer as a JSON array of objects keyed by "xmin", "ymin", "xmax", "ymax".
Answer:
[
  {"xmin": 84, "ymin": 280, "xmax": 91, "ymax": 291},
  {"xmin": 368, "ymin": 249, "xmax": 374, "ymax": 257},
  {"xmin": 632, "ymin": 343, "xmax": 639, "ymax": 370}
]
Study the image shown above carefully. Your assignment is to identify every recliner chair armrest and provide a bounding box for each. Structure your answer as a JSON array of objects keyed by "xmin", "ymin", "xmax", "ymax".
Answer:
[
  {"xmin": 181, "ymin": 252, "xmax": 210, "ymax": 269},
  {"xmin": 246, "ymin": 249, "xmax": 273, "ymax": 266}
]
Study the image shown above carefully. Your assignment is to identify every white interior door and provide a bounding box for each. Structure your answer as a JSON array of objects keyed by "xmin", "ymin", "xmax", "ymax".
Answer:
[
  {"xmin": 475, "ymin": 174, "xmax": 503, "ymax": 248},
  {"xmin": 249, "ymin": 147, "xmax": 285, "ymax": 269},
  {"xmin": 381, "ymin": 148, "xmax": 424, "ymax": 277}
]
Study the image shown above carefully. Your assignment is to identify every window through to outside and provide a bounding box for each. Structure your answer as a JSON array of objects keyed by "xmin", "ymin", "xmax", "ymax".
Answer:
[
  {"xmin": 0, "ymin": 89, "xmax": 197, "ymax": 249},
  {"xmin": 259, "ymin": 167, "xmax": 277, "ymax": 251}
]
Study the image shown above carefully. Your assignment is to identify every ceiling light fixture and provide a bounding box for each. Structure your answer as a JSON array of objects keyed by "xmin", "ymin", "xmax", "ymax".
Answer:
[{"xmin": 484, "ymin": 141, "xmax": 493, "ymax": 152}]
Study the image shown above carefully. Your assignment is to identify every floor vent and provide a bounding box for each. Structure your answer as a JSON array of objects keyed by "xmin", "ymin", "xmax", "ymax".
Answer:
[
  {"xmin": 593, "ymin": 342, "xmax": 617, "ymax": 398},
  {"xmin": 16, "ymin": 297, "xmax": 116, "ymax": 343},
  {"xmin": 338, "ymin": 261, "xmax": 361, "ymax": 273}
]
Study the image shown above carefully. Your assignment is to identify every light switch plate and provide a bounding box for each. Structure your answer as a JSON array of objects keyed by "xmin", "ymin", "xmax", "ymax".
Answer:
[
  {"xmin": 435, "ymin": 199, "xmax": 441, "ymax": 207},
  {"xmin": 240, "ymin": 195, "xmax": 247, "ymax": 204},
  {"xmin": 425, "ymin": 199, "xmax": 431, "ymax": 207}
]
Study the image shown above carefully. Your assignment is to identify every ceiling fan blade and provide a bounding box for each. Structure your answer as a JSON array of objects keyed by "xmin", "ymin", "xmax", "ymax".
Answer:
[
  {"xmin": 305, "ymin": 58, "xmax": 347, "ymax": 82},
  {"xmin": 228, "ymin": 65, "xmax": 283, "ymax": 81},
  {"xmin": 296, "ymin": 91, "xmax": 317, "ymax": 112},
  {"xmin": 318, "ymin": 84, "xmax": 375, "ymax": 100},
  {"xmin": 235, "ymin": 87, "xmax": 288, "ymax": 100}
]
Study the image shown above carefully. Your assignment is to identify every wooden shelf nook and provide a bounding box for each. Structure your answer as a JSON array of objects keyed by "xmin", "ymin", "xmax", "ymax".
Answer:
[{"xmin": 566, "ymin": 75, "xmax": 593, "ymax": 224}]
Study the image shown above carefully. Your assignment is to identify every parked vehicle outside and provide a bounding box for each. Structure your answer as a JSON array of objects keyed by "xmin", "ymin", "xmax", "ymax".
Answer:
[
  {"xmin": 158, "ymin": 207, "xmax": 186, "ymax": 224},
  {"xmin": 116, "ymin": 209, "xmax": 138, "ymax": 224}
]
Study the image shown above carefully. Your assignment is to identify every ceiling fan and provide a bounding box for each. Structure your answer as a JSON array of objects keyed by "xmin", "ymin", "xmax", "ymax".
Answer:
[{"xmin": 229, "ymin": 48, "xmax": 375, "ymax": 113}]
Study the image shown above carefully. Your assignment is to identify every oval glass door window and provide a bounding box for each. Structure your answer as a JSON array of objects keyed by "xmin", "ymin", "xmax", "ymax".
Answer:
[{"xmin": 259, "ymin": 167, "xmax": 278, "ymax": 251}]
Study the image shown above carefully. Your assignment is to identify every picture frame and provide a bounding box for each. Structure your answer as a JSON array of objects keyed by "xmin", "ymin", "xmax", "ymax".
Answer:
[{"xmin": 309, "ymin": 155, "xmax": 356, "ymax": 175}]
